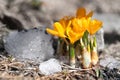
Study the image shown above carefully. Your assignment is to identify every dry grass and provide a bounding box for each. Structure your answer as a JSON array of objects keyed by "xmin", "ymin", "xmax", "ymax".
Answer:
[{"xmin": 0, "ymin": 54, "xmax": 119, "ymax": 80}]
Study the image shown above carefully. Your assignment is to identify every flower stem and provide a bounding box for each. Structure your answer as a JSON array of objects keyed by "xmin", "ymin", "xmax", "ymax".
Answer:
[
  {"xmin": 56, "ymin": 38, "xmax": 64, "ymax": 57},
  {"xmin": 91, "ymin": 36, "xmax": 98, "ymax": 65},
  {"xmin": 63, "ymin": 38, "xmax": 69, "ymax": 45},
  {"xmin": 80, "ymin": 38, "xmax": 91, "ymax": 68},
  {"xmin": 91, "ymin": 46, "xmax": 98, "ymax": 65},
  {"xmin": 69, "ymin": 44, "xmax": 76, "ymax": 68}
]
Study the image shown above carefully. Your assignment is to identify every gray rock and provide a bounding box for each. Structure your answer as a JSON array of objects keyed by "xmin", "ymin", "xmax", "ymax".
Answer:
[
  {"xmin": 100, "ymin": 56, "xmax": 120, "ymax": 69},
  {"xmin": 94, "ymin": 13, "xmax": 120, "ymax": 34},
  {"xmin": 4, "ymin": 28, "xmax": 54, "ymax": 62},
  {"xmin": 96, "ymin": 28, "xmax": 104, "ymax": 51},
  {"xmin": 39, "ymin": 58, "xmax": 62, "ymax": 75}
]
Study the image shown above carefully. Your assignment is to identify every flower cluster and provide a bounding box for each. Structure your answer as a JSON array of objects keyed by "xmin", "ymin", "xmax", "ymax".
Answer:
[{"xmin": 46, "ymin": 8, "xmax": 102, "ymax": 68}]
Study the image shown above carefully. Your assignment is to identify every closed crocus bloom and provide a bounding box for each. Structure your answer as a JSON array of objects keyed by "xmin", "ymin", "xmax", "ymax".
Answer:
[
  {"xmin": 87, "ymin": 19, "xmax": 102, "ymax": 35},
  {"xmin": 76, "ymin": 8, "xmax": 93, "ymax": 18}
]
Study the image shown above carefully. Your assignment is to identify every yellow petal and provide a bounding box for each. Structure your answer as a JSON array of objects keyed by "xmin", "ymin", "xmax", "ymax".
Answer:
[
  {"xmin": 68, "ymin": 30, "xmax": 78, "ymax": 44},
  {"xmin": 54, "ymin": 22, "xmax": 66, "ymax": 37},
  {"xmin": 67, "ymin": 29, "xmax": 84, "ymax": 44},
  {"xmin": 80, "ymin": 18, "xmax": 89, "ymax": 31},
  {"xmin": 87, "ymin": 19, "xmax": 102, "ymax": 35},
  {"xmin": 72, "ymin": 18, "xmax": 86, "ymax": 33},
  {"xmin": 60, "ymin": 16, "xmax": 72, "ymax": 29},
  {"xmin": 53, "ymin": 22, "xmax": 62, "ymax": 32},
  {"xmin": 66, "ymin": 27, "xmax": 76, "ymax": 44},
  {"xmin": 46, "ymin": 28, "xmax": 59, "ymax": 36},
  {"xmin": 86, "ymin": 11, "xmax": 93, "ymax": 18},
  {"xmin": 76, "ymin": 8, "xmax": 86, "ymax": 18},
  {"xmin": 67, "ymin": 20, "xmax": 72, "ymax": 28},
  {"xmin": 66, "ymin": 25, "xmax": 71, "ymax": 35},
  {"xmin": 59, "ymin": 18, "xmax": 67, "ymax": 28},
  {"xmin": 76, "ymin": 8, "xmax": 93, "ymax": 18},
  {"xmin": 72, "ymin": 18, "xmax": 80, "ymax": 32},
  {"xmin": 66, "ymin": 18, "xmax": 86, "ymax": 44}
]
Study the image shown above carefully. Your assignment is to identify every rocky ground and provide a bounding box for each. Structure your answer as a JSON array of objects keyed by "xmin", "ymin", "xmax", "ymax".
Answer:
[
  {"xmin": 0, "ymin": 53, "xmax": 120, "ymax": 80},
  {"xmin": 0, "ymin": 0, "xmax": 120, "ymax": 80}
]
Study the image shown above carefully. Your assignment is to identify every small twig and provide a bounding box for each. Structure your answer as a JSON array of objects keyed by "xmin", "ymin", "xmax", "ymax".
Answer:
[
  {"xmin": 62, "ymin": 63, "xmax": 93, "ymax": 71},
  {"xmin": 23, "ymin": 67, "xmax": 38, "ymax": 71},
  {"xmin": 63, "ymin": 38, "xmax": 69, "ymax": 45},
  {"xmin": 8, "ymin": 62, "xmax": 25, "ymax": 67}
]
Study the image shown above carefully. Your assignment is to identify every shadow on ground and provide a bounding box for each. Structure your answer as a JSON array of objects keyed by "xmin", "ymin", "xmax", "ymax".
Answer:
[{"xmin": 104, "ymin": 31, "xmax": 120, "ymax": 44}]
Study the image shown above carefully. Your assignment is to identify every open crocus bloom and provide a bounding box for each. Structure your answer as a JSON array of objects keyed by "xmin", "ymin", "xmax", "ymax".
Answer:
[
  {"xmin": 46, "ymin": 7, "xmax": 103, "ymax": 68},
  {"xmin": 76, "ymin": 8, "xmax": 93, "ymax": 18},
  {"xmin": 46, "ymin": 22, "xmax": 66, "ymax": 38},
  {"xmin": 66, "ymin": 18, "xmax": 86, "ymax": 44},
  {"xmin": 86, "ymin": 19, "xmax": 103, "ymax": 35},
  {"xmin": 46, "ymin": 16, "xmax": 72, "ymax": 38}
]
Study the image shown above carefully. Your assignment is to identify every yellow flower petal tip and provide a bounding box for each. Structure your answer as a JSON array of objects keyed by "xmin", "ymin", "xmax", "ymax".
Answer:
[
  {"xmin": 76, "ymin": 8, "xmax": 93, "ymax": 18},
  {"xmin": 76, "ymin": 8, "xmax": 86, "ymax": 18},
  {"xmin": 87, "ymin": 11, "xmax": 93, "ymax": 18}
]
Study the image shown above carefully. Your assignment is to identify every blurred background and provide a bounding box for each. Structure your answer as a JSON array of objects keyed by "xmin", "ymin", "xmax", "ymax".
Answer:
[{"xmin": 0, "ymin": 0, "xmax": 120, "ymax": 44}]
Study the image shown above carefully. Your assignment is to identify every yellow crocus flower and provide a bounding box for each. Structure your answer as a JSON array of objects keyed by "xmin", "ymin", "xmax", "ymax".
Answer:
[
  {"xmin": 46, "ymin": 22, "xmax": 66, "ymax": 38},
  {"xmin": 76, "ymin": 8, "xmax": 93, "ymax": 18},
  {"xmin": 66, "ymin": 18, "xmax": 86, "ymax": 44},
  {"xmin": 86, "ymin": 19, "xmax": 102, "ymax": 35},
  {"xmin": 46, "ymin": 16, "xmax": 72, "ymax": 38}
]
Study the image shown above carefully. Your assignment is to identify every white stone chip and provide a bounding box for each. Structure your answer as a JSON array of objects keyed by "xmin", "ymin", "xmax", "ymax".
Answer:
[{"xmin": 39, "ymin": 58, "xmax": 62, "ymax": 75}]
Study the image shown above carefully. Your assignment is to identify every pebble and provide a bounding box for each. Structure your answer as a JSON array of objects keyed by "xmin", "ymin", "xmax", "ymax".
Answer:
[
  {"xmin": 100, "ymin": 56, "xmax": 120, "ymax": 69},
  {"xmin": 39, "ymin": 58, "xmax": 62, "ymax": 75}
]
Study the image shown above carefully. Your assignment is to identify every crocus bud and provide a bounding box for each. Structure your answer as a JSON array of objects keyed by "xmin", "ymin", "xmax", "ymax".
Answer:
[{"xmin": 91, "ymin": 47, "xmax": 98, "ymax": 65}]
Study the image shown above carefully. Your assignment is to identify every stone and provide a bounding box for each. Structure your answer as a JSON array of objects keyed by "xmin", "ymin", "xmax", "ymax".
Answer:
[
  {"xmin": 100, "ymin": 56, "xmax": 120, "ymax": 69},
  {"xmin": 39, "ymin": 58, "xmax": 62, "ymax": 75},
  {"xmin": 96, "ymin": 28, "xmax": 105, "ymax": 51},
  {"xmin": 94, "ymin": 13, "xmax": 120, "ymax": 34},
  {"xmin": 4, "ymin": 28, "xmax": 54, "ymax": 62}
]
